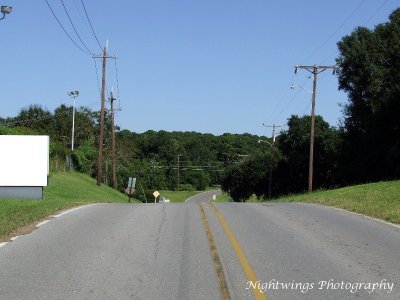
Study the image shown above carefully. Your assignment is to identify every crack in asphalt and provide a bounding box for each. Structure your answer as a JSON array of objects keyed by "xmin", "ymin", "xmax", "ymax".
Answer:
[{"xmin": 154, "ymin": 204, "xmax": 167, "ymax": 260}]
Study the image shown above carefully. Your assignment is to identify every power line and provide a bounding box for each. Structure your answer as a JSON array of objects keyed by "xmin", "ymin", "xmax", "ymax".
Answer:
[
  {"xmin": 44, "ymin": 0, "xmax": 92, "ymax": 55},
  {"xmin": 318, "ymin": 0, "xmax": 391, "ymax": 66},
  {"xmin": 365, "ymin": 0, "xmax": 390, "ymax": 26},
  {"xmin": 264, "ymin": 73, "xmax": 297, "ymax": 124},
  {"xmin": 302, "ymin": 99, "xmax": 312, "ymax": 116},
  {"xmin": 93, "ymin": 58, "xmax": 102, "ymax": 96},
  {"xmin": 59, "ymin": 0, "xmax": 95, "ymax": 55},
  {"xmin": 301, "ymin": 0, "xmax": 367, "ymax": 65},
  {"xmin": 270, "ymin": 76, "xmax": 311, "ymax": 122},
  {"xmin": 80, "ymin": 0, "xmax": 103, "ymax": 52},
  {"xmin": 114, "ymin": 59, "xmax": 122, "ymax": 109}
]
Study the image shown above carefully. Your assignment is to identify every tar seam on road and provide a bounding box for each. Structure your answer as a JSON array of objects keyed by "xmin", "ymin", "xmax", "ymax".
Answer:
[
  {"xmin": 197, "ymin": 202, "xmax": 231, "ymax": 300},
  {"xmin": 209, "ymin": 202, "xmax": 267, "ymax": 300}
]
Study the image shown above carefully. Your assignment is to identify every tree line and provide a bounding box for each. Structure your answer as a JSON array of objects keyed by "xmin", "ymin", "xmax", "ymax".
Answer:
[
  {"xmin": 0, "ymin": 106, "xmax": 269, "ymax": 201},
  {"xmin": 1, "ymin": 9, "xmax": 399, "ymax": 201},
  {"xmin": 222, "ymin": 8, "xmax": 400, "ymax": 200}
]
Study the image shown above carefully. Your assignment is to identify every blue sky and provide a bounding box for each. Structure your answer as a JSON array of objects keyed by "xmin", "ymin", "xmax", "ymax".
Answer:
[{"xmin": 0, "ymin": 0, "xmax": 398, "ymax": 136}]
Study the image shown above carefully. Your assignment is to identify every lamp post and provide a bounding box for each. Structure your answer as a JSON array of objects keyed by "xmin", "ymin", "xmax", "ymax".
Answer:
[
  {"xmin": 0, "ymin": 5, "xmax": 12, "ymax": 20},
  {"xmin": 68, "ymin": 91, "xmax": 79, "ymax": 152}
]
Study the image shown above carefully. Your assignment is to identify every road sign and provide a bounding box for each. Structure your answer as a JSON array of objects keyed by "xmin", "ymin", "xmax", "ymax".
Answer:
[
  {"xmin": 153, "ymin": 190, "xmax": 160, "ymax": 203},
  {"xmin": 128, "ymin": 178, "xmax": 136, "ymax": 190},
  {"xmin": 126, "ymin": 177, "xmax": 137, "ymax": 203}
]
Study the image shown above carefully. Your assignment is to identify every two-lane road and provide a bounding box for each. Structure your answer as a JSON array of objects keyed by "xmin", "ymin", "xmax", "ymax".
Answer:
[{"xmin": 0, "ymin": 192, "xmax": 398, "ymax": 299}]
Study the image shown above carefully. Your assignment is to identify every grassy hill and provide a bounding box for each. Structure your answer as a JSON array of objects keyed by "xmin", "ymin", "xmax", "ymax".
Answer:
[
  {"xmin": 0, "ymin": 172, "xmax": 132, "ymax": 239},
  {"xmin": 275, "ymin": 180, "xmax": 400, "ymax": 224}
]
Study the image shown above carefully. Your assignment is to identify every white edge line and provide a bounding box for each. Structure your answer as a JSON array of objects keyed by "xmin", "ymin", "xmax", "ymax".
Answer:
[
  {"xmin": 0, "ymin": 204, "xmax": 98, "ymax": 248},
  {"xmin": 36, "ymin": 220, "xmax": 50, "ymax": 227},
  {"xmin": 301, "ymin": 202, "xmax": 400, "ymax": 230},
  {"xmin": 54, "ymin": 204, "xmax": 95, "ymax": 218},
  {"xmin": 329, "ymin": 205, "xmax": 400, "ymax": 229}
]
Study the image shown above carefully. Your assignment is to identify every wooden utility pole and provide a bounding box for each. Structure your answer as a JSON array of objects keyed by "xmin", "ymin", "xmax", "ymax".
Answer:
[
  {"xmin": 94, "ymin": 43, "xmax": 117, "ymax": 186},
  {"xmin": 109, "ymin": 91, "xmax": 117, "ymax": 189},
  {"xmin": 294, "ymin": 65, "xmax": 336, "ymax": 192},
  {"xmin": 177, "ymin": 154, "xmax": 182, "ymax": 191},
  {"xmin": 262, "ymin": 123, "xmax": 284, "ymax": 199},
  {"xmin": 97, "ymin": 46, "xmax": 107, "ymax": 186}
]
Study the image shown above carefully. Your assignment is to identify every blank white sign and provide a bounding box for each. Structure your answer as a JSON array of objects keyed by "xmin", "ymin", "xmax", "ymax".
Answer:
[{"xmin": 0, "ymin": 135, "xmax": 49, "ymax": 186}]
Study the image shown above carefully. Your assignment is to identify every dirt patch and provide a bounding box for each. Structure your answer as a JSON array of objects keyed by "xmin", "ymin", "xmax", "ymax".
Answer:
[
  {"xmin": 0, "ymin": 221, "xmax": 41, "ymax": 243},
  {"xmin": 0, "ymin": 204, "xmax": 93, "ymax": 243}
]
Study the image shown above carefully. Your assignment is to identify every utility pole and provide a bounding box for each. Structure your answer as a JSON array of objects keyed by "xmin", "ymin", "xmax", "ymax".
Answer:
[
  {"xmin": 109, "ymin": 90, "xmax": 117, "ymax": 189},
  {"xmin": 177, "ymin": 154, "xmax": 182, "ymax": 191},
  {"xmin": 94, "ymin": 42, "xmax": 116, "ymax": 186},
  {"xmin": 262, "ymin": 123, "xmax": 284, "ymax": 199},
  {"xmin": 96, "ymin": 46, "xmax": 107, "ymax": 186},
  {"xmin": 294, "ymin": 65, "xmax": 336, "ymax": 192}
]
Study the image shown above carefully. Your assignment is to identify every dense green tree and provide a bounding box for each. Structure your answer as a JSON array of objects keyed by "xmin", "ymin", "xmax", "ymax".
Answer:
[
  {"xmin": 336, "ymin": 8, "xmax": 400, "ymax": 183},
  {"xmin": 221, "ymin": 152, "xmax": 274, "ymax": 201},
  {"xmin": 14, "ymin": 105, "xmax": 55, "ymax": 135},
  {"xmin": 273, "ymin": 115, "xmax": 340, "ymax": 195},
  {"xmin": 221, "ymin": 115, "xmax": 340, "ymax": 200}
]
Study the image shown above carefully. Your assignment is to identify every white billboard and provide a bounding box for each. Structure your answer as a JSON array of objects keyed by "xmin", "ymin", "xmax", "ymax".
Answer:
[{"xmin": 0, "ymin": 135, "xmax": 49, "ymax": 187}]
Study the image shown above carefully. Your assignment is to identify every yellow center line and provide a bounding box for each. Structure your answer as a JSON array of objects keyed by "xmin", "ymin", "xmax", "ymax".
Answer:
[
  {"xmin": 209, "ymin": 202, "xmax": 267, "ymax": 300},
  {"xmin": 198, "ymin": 202, "xmax": 231, "ymax": 300}
]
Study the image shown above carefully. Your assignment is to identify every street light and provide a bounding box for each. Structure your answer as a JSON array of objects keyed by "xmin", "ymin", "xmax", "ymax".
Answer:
[
  {"xmin": 68, "ymin": 91, "xmax": 79, "ymax": 152},
  {"xmin": 0, "ymin": 5, "xmax": 12, "ymax": 20},
  {"xmin": 290, "ymin": 83, "xmax": 313, "ymax": 94}
]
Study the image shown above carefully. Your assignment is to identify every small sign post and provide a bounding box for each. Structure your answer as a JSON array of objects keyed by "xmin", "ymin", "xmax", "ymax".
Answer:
[
  {"xmin": 153, "ymin": 190, "xmax": 160, "ymax": 203},
  {"xmin": 126, "ymin": 177, "xmax": 136, "ymax": 203}
]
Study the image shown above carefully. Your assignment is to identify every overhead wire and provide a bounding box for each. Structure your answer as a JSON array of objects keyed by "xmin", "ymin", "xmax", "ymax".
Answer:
[
  {"xmin": 93, "ymin": 58, "xmax": 102, "ymax": 97},
  {"xmin": 114, "ymin": 59, "xmax": 122, "ymax": 109},
  {"xmin": 364, "ymin": 0, "xmax": 390, "ymax": 26},
  {"xmin": 80, "ymin": 0, "xmax": 104, "ymax": 52},
  {"xmin": 44, "ymin": 0, "xmax": 92, "ymax": 55},
  {"xmin": 300, "ymin": 0, "xmax": 367, "ymax": 65},
  {"xmin": 264, "ymin": 72, "xmax": 297, "ymax": 123},
  {"xmin": 266, "ymin": 0, "xmax": 368, "ymax": 126},
  {"xmin": 270, "ymin": 75, "xmax": 311, "ymax": 122},
  {"xmin": 319, "ymin": 0, "xmax": 391, "ymax": 66},
  {"xmin": 59, "ymin": 0, "xmax": 95, "ymax": 55}
]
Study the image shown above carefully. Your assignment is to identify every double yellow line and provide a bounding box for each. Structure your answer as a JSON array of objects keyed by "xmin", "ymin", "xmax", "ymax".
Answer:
[{"xmin": 198, "ymin": 202, "xmax": 267, "ymax": 300}]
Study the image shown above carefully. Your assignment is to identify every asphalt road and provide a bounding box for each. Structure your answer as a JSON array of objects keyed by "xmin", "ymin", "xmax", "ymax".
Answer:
[{"xmin": 0, "ymin": 192, "xmax": 399, "ymax": 300}]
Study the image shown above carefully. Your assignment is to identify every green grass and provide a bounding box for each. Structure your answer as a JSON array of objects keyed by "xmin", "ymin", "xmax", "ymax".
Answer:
[
  {"xmin": 0, "ymin": 172, "xmax": 133, "ymax": 238},
  {"xmin": 158, "ymin": 190, "xmax": 200, "ymax": 202},
  {"xmin": 214, "ymin": 193, "xmax": 231, "ymax": 202},
  {"xmin": 274, "ymin": 180, "xmax": 400, "ymax": 224}
]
